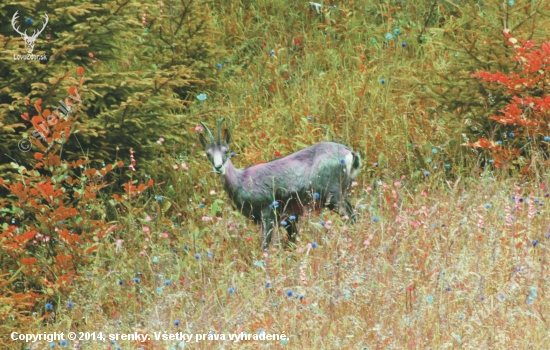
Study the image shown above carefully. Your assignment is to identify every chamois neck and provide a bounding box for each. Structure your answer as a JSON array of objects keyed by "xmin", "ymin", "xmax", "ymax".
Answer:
[{"xmin": 221, "ymin": 159, "xmax": 242, "ymax": 192}]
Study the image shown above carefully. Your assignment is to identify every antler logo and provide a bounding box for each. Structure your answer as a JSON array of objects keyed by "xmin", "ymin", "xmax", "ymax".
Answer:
[{"xmin": 12, "ymin": 11, "xmax": 48, "ymax": 54}]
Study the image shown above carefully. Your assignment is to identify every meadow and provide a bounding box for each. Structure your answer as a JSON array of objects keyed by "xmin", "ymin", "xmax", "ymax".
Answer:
[{"xmin": 2, "ymin": 0, "xmax": 550, "ymax": 349}]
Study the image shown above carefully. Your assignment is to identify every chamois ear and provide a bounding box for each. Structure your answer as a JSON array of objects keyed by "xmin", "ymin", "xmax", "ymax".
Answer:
[
  {"xmin": 223, "ymin": 129, "xmax": 231, "ymax": 145},
  {"xmin": 199, "ymin": 133, "xmax": 209, "ymax": 149}
]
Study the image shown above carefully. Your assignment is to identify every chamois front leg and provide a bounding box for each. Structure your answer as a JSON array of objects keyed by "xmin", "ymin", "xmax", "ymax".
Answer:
[
  {"xmin": 260, "ymin": 207, "xmax": 276, "ymax": 251},
  {"xmin": 285, "ymin": 215, "xmax": 299, "ymax": 246}
]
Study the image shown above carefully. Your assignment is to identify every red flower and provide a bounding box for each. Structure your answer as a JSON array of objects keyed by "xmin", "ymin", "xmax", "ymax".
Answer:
[{"xmin": 274, "ymin": 151, "xmax": 280, "ymax": 157}]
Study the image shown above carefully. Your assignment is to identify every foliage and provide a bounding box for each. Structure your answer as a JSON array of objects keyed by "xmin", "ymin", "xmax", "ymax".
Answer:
[
  {"xmin": 419, "ymin": 0, "xmax": 550, "ymax": 164},
  {"xmin": 466, "ymin": 31, "xmax": 550, "ymax": 171},
  {"xmin": 0, "ymin": 0, "xmax": 216, "ymax": 175},
  {"xmin": 0, "ymin": 76, "xmax": 154, "ymax": 342}
]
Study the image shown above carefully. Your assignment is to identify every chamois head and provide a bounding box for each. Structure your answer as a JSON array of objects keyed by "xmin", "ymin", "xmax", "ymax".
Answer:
[{"xmin": 199, "ymin": 118, "xmax": 231, "ymax": 175}]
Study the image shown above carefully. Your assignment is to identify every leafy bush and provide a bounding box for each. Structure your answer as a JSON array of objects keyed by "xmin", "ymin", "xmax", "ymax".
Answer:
[
  {"xmin": 0, "ymin": 73, "xmax": 154, "ymax": 339},
  {"xmin": 466, "ymin": 31, "xmax": 550, "ymax": 172}
]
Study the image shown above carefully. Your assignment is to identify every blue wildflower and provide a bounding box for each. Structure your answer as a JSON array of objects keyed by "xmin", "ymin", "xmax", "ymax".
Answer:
[
  {"xmin": 426, "ymin": 295, "xmax": 434, "ymax": 303},
  {"xmin": 372, "ymin": 217, "xmax": 379, "ymax": 222},
  {"xmin": 489, "ymin": 159, "xmax": 494, "ymax": 163},
  {"xmin": 156, "ymin": 287, "xmax": 163, "ymax": 293},
  {"xmin": 165, "ymin": 280, "xmax": 171, "ymax": 285},
  {"xmin": 379, "ymin": 79, "xmax": 385, "ymax": 84},
  {"xmin": 197, "ymin": 93, "xmax": 207, "ymax": 101},
  {"xmin": 497, "ymin": 140, "xmax": 502, "ymax": 145},
  {"xmin": 402, "ymin": 42, "xmax": 407, "ymax": 47},
  {"xmin": 484, "ymin": 203, "xmax": 491, "ymax": 209},
  {"xmin": 289, "ymin": 215, "xmax": 296, "ymax": 221},
  {"xmin": 508, "ymin": 0, "xmax": 514, "ymax": 5},
  {"xmin": 432, "ymin": 148, "xmax": 438, "ymax": 154},
  {"xmin": 532, "ymin": 240, "xmax": 538, "ymax": 247},
  {"xmin": 270, "ymin": 49, "xmax": 275, "ymax": 56},
  {"xmin": 340, "ymin": 158, "xmax": 346, "ymax": 164},
  {"xmin": 152, "ymin": 256, "xmax": 159, "ymax": 263},
  {"xmin": 67, "ymin": 301, "xmax": 74, "ymax": 308},
  {"xmin": 207, "ymin": 251, "xmax": 213, "ymax": 258},
  {"xmin": 281, "ymin": 220, "xmax": 288, "ymax": 226},
  {"xmin": 26, "ymin": 18, "xmax": 34, "ymax": 24},
  {"xmin": 184, "ymin": 245, "xmax": 189, "ymax": 250},
  {"xmin": 286, "ymin": 290, "xmax": 293, "ymax": 297},
  {"xmin": 174, "ymin": 319, "xmax": 180, "ymax": 326},
  {"xmin": 528, "ymin": 137, "xmax": 532, "ymax": 141},
  {"xmin": 228, "ymin": 287, "xmax": 235, "ymax": 294},
  {"xmin": 118, "ymin": 280, "xmax": 124, "ymax": 285},
  {"xmin": 311, "ymin": 242, "xmax": 318, "ymax": 248},
  {"xmin": 385, "ymin": 33, "xmax": 394, "ymax": 40},
  {"xmin": 194, "ymin": 253, "xmax": 201, "ymax": 259},
  {"xmin": 45, "ymin": 303, "xmax": 53, "ymax": 310},
  {"xmin": 61, "ymin": 340, "xmax": 67, "ymax": 346},
  {"xmin": 307, "ymin": 116, "xmax": 312, "ymax": 121},
  {"xmin": 314, "ymin": 192, "xmax": 320, "ymax": 199},
  {"xmin": 374, "ymin": 162, "xmax": 379, "ymax": 167},
  {"xmin": 427, "ymin": 157, "xmax": 432, "ymax": 163},
  {"xmin": 266, "ymin": 282, "xmax": 271, "ymax": 288},
  {"xmin": 134, "ymin": 277, "xmax": 141, "ymax": 283},
  {"xmin": 50, "ymin": 343, "xmax": 55, "ymax": 348},
  {"xmin": 445, "ymin": 164, "xmax": 451, "ymax": 169},
  {"xmin": 321, "ymin": 221, "xmax": 326, "ymax": 227},
  {"xmin": 216, "ymin": 63, "xmax": 222, "ymax": 69},
  {"xmin": 270, "ymin": 201, "xmax": 279, "ymax": 208},
  {"xmin": 230, "ymin": 152, "xmax": 235, "ymax": 158},
  {"xmin": 371, "ymin": 38, "xmax": 377, "ymax": 44},
  {"xmin": 509, "ymin": 132, "xmax": 514, "ymax": 138},
  {"xmin": 424, "ymin": 171, "xmax": 430, "ymax": 176},
  {"xmin": 393, "ymin": 28, "xmax": 400, "ymax": 35},
  {"xmin": 545, "ymin": 136, "xmax": 550, "ymax": 142}
]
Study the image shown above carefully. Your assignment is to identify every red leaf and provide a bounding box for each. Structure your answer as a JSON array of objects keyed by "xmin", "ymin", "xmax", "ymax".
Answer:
[{"xmin": 21, "ymin": 257, "xmax": 37, "ymax": 266}]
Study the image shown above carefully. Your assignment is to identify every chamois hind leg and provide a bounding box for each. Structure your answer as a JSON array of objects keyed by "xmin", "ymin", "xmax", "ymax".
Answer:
[
  {"xmin": 343, "ymin": 198, "xmax": 358, "ymax": 224},
  {"xmin": 284, "ymin": 216, "xmax": 299, "ymax": 246},
  {"xmin": 325, "ymin": 193, "xmax": 355, "ymax": 223},
  {"xmin": 260, "ymin": 207, "xmax": 276, "ymax": 251}
]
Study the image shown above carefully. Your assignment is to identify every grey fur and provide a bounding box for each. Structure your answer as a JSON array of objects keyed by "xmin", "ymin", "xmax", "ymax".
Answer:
[{"xmin": 199, "ymin": 118, "xmax": 361, "ymax": 250}]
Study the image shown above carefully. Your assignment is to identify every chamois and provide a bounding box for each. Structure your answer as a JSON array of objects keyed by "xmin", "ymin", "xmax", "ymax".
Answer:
[{"xmin": 199, "ymin": 118, "xmax": 361, "ymax": 250}]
